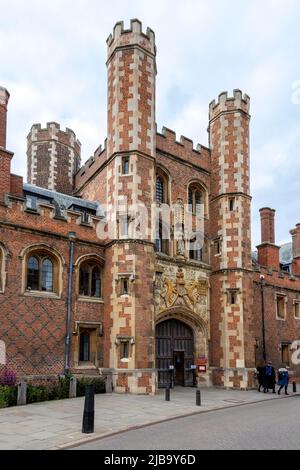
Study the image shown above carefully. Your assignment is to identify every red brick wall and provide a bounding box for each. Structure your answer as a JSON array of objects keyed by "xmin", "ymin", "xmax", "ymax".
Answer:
[
  {"xmin": 253, "ymin": 269, "xmax": 300, "ymax": 376},
  {"xmin": 0, "ymin": 197, "xmax": 105, "ymax": 378}
]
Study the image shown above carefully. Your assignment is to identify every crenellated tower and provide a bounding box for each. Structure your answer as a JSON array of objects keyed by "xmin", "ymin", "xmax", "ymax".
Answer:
[
  {"xmin": 102, "ymin": 20, "xmax": 157, "ymax": 394},
  {"xmin": 209, "ymin": 90, "xmax": 254, "ymax": 389},
  {"xmin": 27, "ymin": 123, "xmax": 81, "ymax": 195}
]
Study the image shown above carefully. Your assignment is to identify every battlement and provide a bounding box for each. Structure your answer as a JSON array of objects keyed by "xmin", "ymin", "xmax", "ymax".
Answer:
[
  {"xmin": 156, "ymin": 127, "xmax": 211, "ymax": 172},
  {"xmin": 209, "ymin": 89, "xmax": 250, "ymax": 120},
  {"xmin": 0, "ymin": 87, "xmax": 10, "ymax": 107},
  {"xmin": 159, "ymin": 127, "xmax": 203, "ymax": 153},
  {"xmin": 107, "ymin": 19, "xmax": 156, "ymax": 58},
  {"xmin": 74, "ymin": 140, "xmax": 107, "ymax": 191},
  {"xmin": 28, "ymin": 122, "xmax": 81, "ymax": 148}
]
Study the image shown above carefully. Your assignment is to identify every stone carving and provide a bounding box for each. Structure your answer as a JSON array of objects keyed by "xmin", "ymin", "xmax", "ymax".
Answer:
[{"xmin": 155, "ymin": 264, "xmax": 209, "ymax": 320}]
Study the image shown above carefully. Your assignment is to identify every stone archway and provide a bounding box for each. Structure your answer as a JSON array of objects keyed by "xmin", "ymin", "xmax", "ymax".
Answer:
[{"xmin": 155, "ymin": 308, "xmax": 208, "ymax": 388}]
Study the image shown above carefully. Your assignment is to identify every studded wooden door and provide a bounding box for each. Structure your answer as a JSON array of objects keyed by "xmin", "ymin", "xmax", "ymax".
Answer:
[{"xmin": 156, "ymin": 319, "xmax": 194, "ymax": 388}]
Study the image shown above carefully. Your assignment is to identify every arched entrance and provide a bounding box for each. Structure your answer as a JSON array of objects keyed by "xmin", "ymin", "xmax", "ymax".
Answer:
[{"xmin": 156, "ymin": 319, "xmax": 195, "ymax": 388}]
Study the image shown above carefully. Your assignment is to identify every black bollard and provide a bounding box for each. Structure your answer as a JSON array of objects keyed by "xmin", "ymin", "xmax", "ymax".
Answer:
[
  {"xmin": 82, "ymin": 384, "xmax": 95, "ymax": 434},
  {"xmin": 293, "ymin": 381, "xmax": 297, "ymax": 393},
  {"xmin": 196, "ymin": 390, "xmax": 201, "ymax": 406},
  {"xmin": 165, "ymin": 388, "xmax": 170, "ymax": 402}
]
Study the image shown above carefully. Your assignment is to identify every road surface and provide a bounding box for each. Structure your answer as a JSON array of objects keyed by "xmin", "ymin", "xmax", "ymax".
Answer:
[{"xmin": 74, "ymin": 396, "xmax": 300, "ymax": 450}]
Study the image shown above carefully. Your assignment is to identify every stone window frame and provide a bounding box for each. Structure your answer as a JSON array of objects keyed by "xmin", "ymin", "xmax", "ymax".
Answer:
[
  {"xmin": 115, "ymin": 335, "xmax": 135, "ymax": 362},
  {"xmin": 20, "ymin": 244, "xmax": 64, "ymax": 299},
  {"xmin": 275, "ymin": 292, "xmax": 287, "ymax": 321},
  {"xmin": 229, "ymin": 197, "xmax": 236, "ymax": 212},
  {"xmin": 115, "ymin": 273, "xmax": 136, "ymax": 297},
  {"xmin": 119, "ymin": 155, "xmax": 132, "ymax": 176},
  {"xmin": 226, "ymin": 288, "xmax": 240, "ymax": 306},
  {"xmin": 212, "ymin": 237, "xmax": 222, "ymax": 257},
  {"xmin": 187, "ymin": 180, "xmax": 208, "ymax": 218},
  {"xmin": 75, "ymin": 254, "xmax": 105, "ymax": 304},
  {"xmin": 280, "ymin": 342, "xmax": 291, "ymax": 366},
  {"xmin": 73, "ymin": 321, "xmax": 103, "ymax": 369},
  {"xmin": 293, "ymin": 299, "xmax": 300, "ymax": 320},
  {"xmin": 0, "ymin": 244, "xmax": 8, "ymax": 294}
]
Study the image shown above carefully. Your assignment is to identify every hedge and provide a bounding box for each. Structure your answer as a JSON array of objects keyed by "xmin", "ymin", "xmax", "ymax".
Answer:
[{"xmin": 0, "ymin": 376, "xmax": 106, "ymax": 408}]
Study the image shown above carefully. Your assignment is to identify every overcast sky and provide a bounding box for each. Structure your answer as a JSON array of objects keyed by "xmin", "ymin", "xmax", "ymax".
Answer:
[{"xmin": 1, "ymin": 0, "xmax": 300, "ymax": 248}]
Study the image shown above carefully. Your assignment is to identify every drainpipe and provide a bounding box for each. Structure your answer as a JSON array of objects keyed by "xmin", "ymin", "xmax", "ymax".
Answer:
[
  {"xmin": 260, "ymin": 274, "xmax": 267, "ymax": 362},
  {"xmin": 65, "ymin": 231, "xmax": 76, "ymax": 373}
]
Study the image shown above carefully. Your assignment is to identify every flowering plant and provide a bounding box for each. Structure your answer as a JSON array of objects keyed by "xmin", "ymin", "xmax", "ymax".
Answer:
[{"xmin": 0, "ymin": 369, "xmax": 17, "ymax": 386}]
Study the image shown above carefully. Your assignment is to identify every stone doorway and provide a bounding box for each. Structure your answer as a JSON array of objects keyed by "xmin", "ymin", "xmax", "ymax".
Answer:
[{"xmin": 156, "ymin": 319, "xmax": 194, "ymax": 388}]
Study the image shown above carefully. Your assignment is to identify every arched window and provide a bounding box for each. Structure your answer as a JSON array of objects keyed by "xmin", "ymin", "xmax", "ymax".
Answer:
[
  {"xmin": 156, "ymin": 168, "xmax": 169, "ymax": 204},
  {"xmin": 188, "ymin": 184, "xmax": 207, "ymax": 216},
  {"xmin": 79, "ymin": 261, "xmax": 102, "ymax": 298},
  {"xmin": 156, "ymin": 177, "xmax": 164, "ymax": 204},
  {"xmin": 26, "ymin": 253, "xmax": 55, "ymax": 293}
]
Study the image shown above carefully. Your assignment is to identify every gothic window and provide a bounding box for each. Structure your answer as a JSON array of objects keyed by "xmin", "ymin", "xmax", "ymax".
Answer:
[
  {"xmin": 156, "ymin": 177, "xmax": 164, "ymax": 204},
  {"xmin": 79, "ymin": 262, "xmax": 102, "ymax": 298},
  {"xmin": 26, "ymin": 253, "xmax": 55, "ymax": 293},
  {"xmin": 188, "ymin": 184, "xmax": 207, "ymax": 216},
  {"xmin": 156, "ymin": 168, "xmax": 169, "ymax": 204}
]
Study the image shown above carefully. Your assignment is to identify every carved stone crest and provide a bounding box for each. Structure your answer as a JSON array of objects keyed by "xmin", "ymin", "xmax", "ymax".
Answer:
[{"xmin": 157, "ymin": 267, "xmax": 208, "ymax": 319}]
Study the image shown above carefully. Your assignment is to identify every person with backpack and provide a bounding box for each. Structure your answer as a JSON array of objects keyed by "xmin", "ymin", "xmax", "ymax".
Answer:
[
  {"xmin": 277, "ymin": 365, "xmax": 289, "ymax": 395},
  {"xmin": 263, "ymin": 360, "xmax": 276, "ymax": 393}
]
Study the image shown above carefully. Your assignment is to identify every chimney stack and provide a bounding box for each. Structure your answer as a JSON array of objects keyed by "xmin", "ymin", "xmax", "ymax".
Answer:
[
  {"xmin": 257, "ymin": 208, "xmax": 280, "ymax": 270},
  {"xmin": 290, "ymin": 224, "xmax": 300, "ymax": 276},
  {"xmin": 0, "ymin": 87, "xmax": 10, "ymax": 149},
  {"xmin": 0, "ymin": 87, "xmax": 14, "ymax": 202}
]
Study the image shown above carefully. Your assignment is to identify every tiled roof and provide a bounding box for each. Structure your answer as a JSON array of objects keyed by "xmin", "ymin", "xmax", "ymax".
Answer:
[{"xmin": 23, "ymin": 183, "xmax": 104, "ymax": 217}]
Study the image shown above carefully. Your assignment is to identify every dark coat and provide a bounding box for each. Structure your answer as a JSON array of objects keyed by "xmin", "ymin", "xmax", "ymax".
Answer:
[
  {"xmin": 277, "ymin": 368, "xmax": 289, "ymax": 387},
  {"xmin": 256, "ymin": 366, "xmax": 264, "ymax": 385},
  {"xmin": 263, "ymin": 365, "xmax": 276, "ymax": 389}
]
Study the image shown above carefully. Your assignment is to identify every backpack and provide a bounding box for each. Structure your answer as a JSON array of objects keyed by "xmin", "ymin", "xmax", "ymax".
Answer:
[{"xmin": 265, "ymin": 365, "xmax": 273, "ymax": 376}]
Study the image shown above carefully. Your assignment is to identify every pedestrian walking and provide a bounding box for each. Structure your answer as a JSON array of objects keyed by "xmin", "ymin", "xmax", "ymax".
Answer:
[
  {"xmin": 263, "ymin": 360, "xmax": 276, "ymax": 393},
  {"xmin": 256, "ymin": 360, "xmax": 265, "ymax": 392},
  {"xmin": 277, "ymin": 365, "xmax": 289, "ymax": 395}
]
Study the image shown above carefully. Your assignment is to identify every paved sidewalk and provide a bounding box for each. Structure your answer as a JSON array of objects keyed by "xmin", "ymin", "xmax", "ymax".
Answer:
[{"xmin": 0, "ymin": 386, "xmax": 298, "ymax": 450}]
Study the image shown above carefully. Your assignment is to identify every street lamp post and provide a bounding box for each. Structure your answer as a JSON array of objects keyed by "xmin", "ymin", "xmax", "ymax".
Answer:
[{"xmin": 260, "ymin": 274, "xmax": 267, "ymax": 362}]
